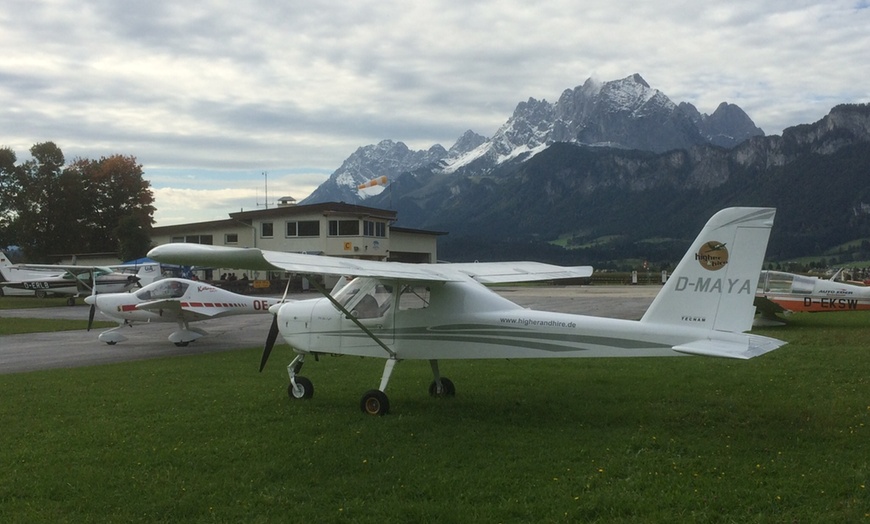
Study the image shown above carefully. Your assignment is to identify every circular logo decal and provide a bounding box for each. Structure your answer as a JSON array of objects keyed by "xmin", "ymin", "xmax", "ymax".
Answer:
[{"xmin": 696, "ymin": 241, "xmax": 728, "ymax": 271}]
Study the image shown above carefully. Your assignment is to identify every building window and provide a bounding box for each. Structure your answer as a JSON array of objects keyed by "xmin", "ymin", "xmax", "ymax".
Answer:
[
  {"xmin": 261, "ymin": 222, "xmax": 274, "ymax": 238},
  {"xmin": 329, "ymin": 219, "xmax": 359, "ymax": 236},
  {"xmin": 364, "ymin": 220, "xmax": 387, "ymax": 237},
  {"xmin": 172, "ymin": 235, "xmax": 213, "ymax": 244},
  {"xmin": 286, "ymin": 221, "xmax": 297, "ymax": 237},
  {"xmin": 225, "ymin": 233, "xmax": 238, "ymax": 244},
  {"xmin": 297, "ymin": 220, "xmax": 320, "ymax": 237}
]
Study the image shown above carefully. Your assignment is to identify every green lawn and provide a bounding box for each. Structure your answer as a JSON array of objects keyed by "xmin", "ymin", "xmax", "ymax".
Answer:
[
  {"xmin": 0, "ymin": 313, "xmax": 867, "ymax": 522},
  {"xmin": 0, "ymin": 317, "xmax": 115, "ymax": 335},
  {"xmin": 0, "ymin": 295, "xmax": 83, "ymax": 309}
]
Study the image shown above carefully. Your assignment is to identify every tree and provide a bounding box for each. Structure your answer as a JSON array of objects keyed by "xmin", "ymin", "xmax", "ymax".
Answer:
[
  {"xmin": 0, "ymin": 143, "xmax": 155, "ymax": 261},
  {"xmin": 114, "ymin": 215, "xmax": 152, "ymax": 262},
  {"xmin": 67, "ymin": 154, "xmax": 155, "ymax": 254},
  {"xmin": 8, "ymin": 142, "xmax": 69, "ymax": 260},
  {"xmin": 0, "ymin": 147, "xmax": 21, "ymax": 248}
]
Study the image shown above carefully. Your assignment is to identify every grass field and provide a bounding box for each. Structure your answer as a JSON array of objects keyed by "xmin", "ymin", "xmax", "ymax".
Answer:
[
  {"xmin": 0, "ymin": 295, "xmax": 83, "ymax": 309},
  {"xmin": 0, "ymin": 313, "xmax": 867, "ymax": 522},
  {"xmin": 0, "ymin": 318, "xmax": 116, "ymax": 335}
]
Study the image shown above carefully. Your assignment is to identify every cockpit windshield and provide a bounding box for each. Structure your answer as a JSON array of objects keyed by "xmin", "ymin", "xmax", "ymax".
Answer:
[
  {"xmin": 331, "ymin": 277, "xmax": 394, "ymax": 319},
  {"xmin": 758, "ymin": 271, "xmax": 816, "ymax": 294},
  {"xmin": 136, "ymin": 279, "xmax": 189, "ymax": 300}
]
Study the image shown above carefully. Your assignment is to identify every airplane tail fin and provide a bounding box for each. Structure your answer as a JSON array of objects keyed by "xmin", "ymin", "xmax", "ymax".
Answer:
[
  {"xmin": 0, "ymin": 251, "xmax": 14, "ymax": 282},
  {"xmin": 640, "ymin": 208, "xmax": 775, "ymax": 334}
]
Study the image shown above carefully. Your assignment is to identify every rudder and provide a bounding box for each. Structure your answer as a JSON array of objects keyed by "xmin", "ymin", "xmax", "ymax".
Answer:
[{"xmin": 640, "ymin": 207, "xmax": 775, "ymax": 333}]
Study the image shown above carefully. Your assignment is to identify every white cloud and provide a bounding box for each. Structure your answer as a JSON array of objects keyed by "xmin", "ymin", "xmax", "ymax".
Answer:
[{"xmin": 2, "ymin": 0, "xmax": 868, "ymax": 225}]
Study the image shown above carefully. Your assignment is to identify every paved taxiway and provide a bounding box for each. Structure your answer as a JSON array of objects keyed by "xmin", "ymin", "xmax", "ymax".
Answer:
[{"xmin": 0, "ymin": 285, "xmax": 660, "ymax": 375}]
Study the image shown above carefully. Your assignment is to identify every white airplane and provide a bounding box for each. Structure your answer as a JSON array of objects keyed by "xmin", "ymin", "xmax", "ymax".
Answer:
[
  {"xmin": 84, "ymin": 277, "xmax": 281, "ymax": 346},
  {"xmin": 755, "ymin": 269, "xmax": 870, "ymax": 325},
  {"xmin": 109, "ymin": 261, "xmax": 164, "ymax": 288},
  {"xmin": 0, "ymin": 254, "xmax": 141, "ymax": 304},
  {"xmin": 148, "ymin": 207, "xmax": 785, "ymax": 416}
]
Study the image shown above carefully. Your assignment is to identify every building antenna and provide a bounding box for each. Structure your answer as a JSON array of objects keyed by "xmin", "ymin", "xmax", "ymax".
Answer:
[{"xmin": 258, "ymin": 171, "xmax": 271, "ymax": 209}]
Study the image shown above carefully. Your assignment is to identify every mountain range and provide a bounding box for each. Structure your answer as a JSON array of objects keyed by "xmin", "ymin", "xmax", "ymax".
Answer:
[{"xmin": 301, "ymin": 74, "xmax": 870, "ymax": 266}]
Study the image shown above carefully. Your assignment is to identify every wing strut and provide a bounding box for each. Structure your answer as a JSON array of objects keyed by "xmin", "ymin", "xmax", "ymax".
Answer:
[{"xmin": 309, "ymin": 278, "xmax": 397, "ymax": 359}]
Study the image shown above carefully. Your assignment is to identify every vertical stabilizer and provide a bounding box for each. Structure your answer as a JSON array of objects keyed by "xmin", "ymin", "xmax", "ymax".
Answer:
[
  {"xmin": 0, "ymin": 252, "xmax": 14, "ymax": 282},
  {"xmin": 641, "ymin": 208, "xmax": 775, "ymax": 333}
]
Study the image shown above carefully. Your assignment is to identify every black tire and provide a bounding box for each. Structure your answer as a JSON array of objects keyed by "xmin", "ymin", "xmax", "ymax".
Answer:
[
  {"xmin": 360, "ymin": 389, "xmax": 390, "ymax": 416},
  {"xmin": 288, "ymin": 376, "xmax": 314, "ymax": 400},
  {"xmin": 174, "ymin": 341, "xmax": 189, "ymax": 347},
  {"xmin": 428, "ymin": 377, "xmax": 456, "ymax": 397},
  {"xmin": 35, "ymin": 290, "xmax": 47, "ymax": 299},
  {"xmin": 67, "ymin": 297, "xmax": 76, "ymax": 306},
  {"xmin": 106, "ymin": 341, "xmax": 117, "ymax": 346}
]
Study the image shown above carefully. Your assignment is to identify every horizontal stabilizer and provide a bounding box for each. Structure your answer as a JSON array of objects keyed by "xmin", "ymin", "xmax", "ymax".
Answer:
[{"xmin": 672, "ymin": 334, "xmax": 786, "ymax": 360}]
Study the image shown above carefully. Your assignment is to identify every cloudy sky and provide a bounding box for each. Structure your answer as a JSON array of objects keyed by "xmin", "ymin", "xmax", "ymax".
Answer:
[{"xmin": 2, "ymin": 0, "xmax": 868, "ymax": 226}]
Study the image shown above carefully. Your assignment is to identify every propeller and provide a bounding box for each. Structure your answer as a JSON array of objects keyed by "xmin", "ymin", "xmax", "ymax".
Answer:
[
  {"xmin": 87, "ymin": 300, "xmax": 96, "ymax": 331},
  {"xmin": 260, "ymin": 316, "xmax": 280, "ymax": 372},
  {"xmin": 87, "ymin": 269, "xmax": 97, "ymax": 331},
  {"xmin": 259, "ymin": 277, "xmax": 293, "ymax": 372}
]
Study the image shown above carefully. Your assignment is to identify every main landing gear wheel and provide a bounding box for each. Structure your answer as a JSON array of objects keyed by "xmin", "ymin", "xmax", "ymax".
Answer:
[
  {"xmin": 288, "ymin": 376, "xmax": 314, "ymax": 400},
  {"xmin": 360, "ymin": 389, "xmax": 390, "ymax": 416},
  {"xmin": 35, "ymin": 290, "xmax": 47, "ymax": 299},
  {"xmin": 67, "ymin": 297, "xmax": 76, "ymax": 306},
  {"xmin": 174, "ymin": 341, "xmax": 190, "ymax": 347},
  {"xmin": 429, "ymin": 377, "xmax": 456, "ymax": 397}
]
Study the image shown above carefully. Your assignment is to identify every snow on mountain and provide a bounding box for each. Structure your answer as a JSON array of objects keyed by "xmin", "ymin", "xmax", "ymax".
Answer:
[{"xmin": 303, "ymin": 74, "xmax": 764, "ymax": 204}]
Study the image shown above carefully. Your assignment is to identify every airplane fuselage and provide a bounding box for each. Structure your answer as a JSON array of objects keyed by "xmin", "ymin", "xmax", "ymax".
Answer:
[
  {"xmin": 277, "ymin": 278, "xmax": 775, "ymax": 361},
  {"xmin": 756, "ymin": 270, "xmax": 870, "ymax": 313},
  {"xmin": 5, "ymin": 276, "xmax": 134, "ymax": 296},
  {"xmin": 92, "ymin": 281, "xmax": 277, "ymax": 324}
]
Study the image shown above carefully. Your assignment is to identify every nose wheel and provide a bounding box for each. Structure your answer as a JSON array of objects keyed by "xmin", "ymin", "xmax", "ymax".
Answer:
[{"xmin": 288, "ymin": 376, "xmax": 314, "ymax": 399}]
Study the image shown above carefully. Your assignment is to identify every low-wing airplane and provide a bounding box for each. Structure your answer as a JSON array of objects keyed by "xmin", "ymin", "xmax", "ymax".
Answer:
[
  {"xmin": 149, "ymin": 207, "xmax": 785, "ymax": 415},
  {"xmin": 84, "ymin": 277, "xmax": 281, "ymax": 346},
  {"xmin": 755, "ymin": 269, "xmax": 870, "ymax": 325},
  {"xmin": 0, "ymin": 255, "xmax": 141, "ymax": 304}
]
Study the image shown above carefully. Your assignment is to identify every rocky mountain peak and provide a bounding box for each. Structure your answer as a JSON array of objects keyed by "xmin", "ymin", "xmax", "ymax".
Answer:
[
  {"xmin": 448, "ymin": 130, "xmax": 488, "ymax": 158},
  {"xmin": 303, "ymin": 74, "xmax": 766, "ymax": 204}
]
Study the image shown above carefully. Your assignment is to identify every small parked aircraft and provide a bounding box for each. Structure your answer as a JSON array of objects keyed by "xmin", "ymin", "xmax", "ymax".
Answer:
[
  {"xmin": 84, "ymin": 277, "xmax": 280, "ymax": 346},
  {"xmin": 755, "ymin": 269, "xmax": 870, "ymax": 325},
  {"xmin": 149, "ymin": 207, "xmax": 785, "ymax": 415},
  {"xmin": 0, "ymin": 255, "xmax": 140, "ymax": 304}
]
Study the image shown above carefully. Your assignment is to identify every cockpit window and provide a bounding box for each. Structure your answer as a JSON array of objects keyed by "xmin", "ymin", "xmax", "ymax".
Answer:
[
  {"xmin": 136, "ymin": 280, "xmax": 189, "ymax": 300},
  {"xmin": 758, "ymin": 271, "xmax": 815, "ymax": 294},
  {"xmin": 332, "ymin": 277, "xmax": 394, "ymax": 319}
]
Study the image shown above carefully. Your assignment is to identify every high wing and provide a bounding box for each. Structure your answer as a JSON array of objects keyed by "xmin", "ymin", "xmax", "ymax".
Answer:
[{"xmin": 147, "ymin": 244, "xmax": 593, "ymax": 284}]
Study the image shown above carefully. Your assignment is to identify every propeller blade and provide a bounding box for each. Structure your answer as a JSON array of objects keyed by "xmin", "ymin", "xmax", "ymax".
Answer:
[
  {"xmin": 87, "ymin": 303, "xmax": 96, "ymax": 331},
  {"xmin": 260, "ymin": 315, "xmax": 280, "ymax": 372}
]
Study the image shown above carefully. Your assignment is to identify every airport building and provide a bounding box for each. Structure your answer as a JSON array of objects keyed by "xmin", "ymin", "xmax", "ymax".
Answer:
[{"xmin": 150, "ymin": 201, "xmax": 443, "ymax": 283}]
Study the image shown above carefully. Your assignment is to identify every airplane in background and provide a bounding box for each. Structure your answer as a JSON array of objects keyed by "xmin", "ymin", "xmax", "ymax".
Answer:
[
  {"xmin": 85, "ymin": 277, "xmax": 280, "ymax": 346},
  {"xmin": 109, "ymin": 261, "xmax": 164, "ymax": 288},
  {"xmin": 149, "ymin": 207, "xmax": 785, "ymax": 416},
  {"xmin": 0, "ymin": 254, "xmax": 141, "ymax": 304},
  {"xmin": 754, "ymin": 269, "xmax": 870, "ymax": 325}
]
